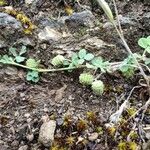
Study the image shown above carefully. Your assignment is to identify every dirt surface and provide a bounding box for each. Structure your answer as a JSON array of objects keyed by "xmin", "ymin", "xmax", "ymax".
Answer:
[{"xmin": 0, "ymin": 0, "xmax": 150, "ymax": 150}]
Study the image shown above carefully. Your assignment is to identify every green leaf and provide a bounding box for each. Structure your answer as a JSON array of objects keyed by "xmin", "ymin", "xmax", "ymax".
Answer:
[
  {"xmin": 145, "ymin": 58, "xmax": 150, "ymax": 65},
  {"xmin": 138, "ymin": 38, "xmax": 149, "ymax": 49},
  {"xmin": 72, "ymin": 53, "xmax": 78, "ymax": 61},
  {"xmin": 78, "ymin": 49, "xmax": 87, "ymax": 59},
  {"xmin": 86, "ymin": 63, "xmax": 97, "ymax": 69},
  {"xmin": 72, "ymin": 53, "xmax": 79, "ymax": 66},
  {"xmin": 145, "ymin": 46, "xmax": 150, "ymax": 53},
  {"xmin": 26, "ymin": 71, "xmax": 39, "ymax": 82},
  {"xmin": 19, "ymin": 46, "xmax": 27, "ymax": 55},
  {"xmin": 68, "ymin": 63, "xmax": 74, "ymax": 72},
  {"xmin": 84, "ymin": 53, "xmax": 94, "ymax": 61},
  {"xmin": 26, "ymin": 58, "xmax": 39, "ymax": 68},
  {"xmin": 91, "ymin": 57, "xmax": 110, "ymax": 72},
  {"xmin": 78, "ymin": 59, "xmax": 85, "ymax": 65},
  {"xmin": 9, "ymin": 47, "xmax": 17, "ymax": 57},
  {"xmin": 0, "ymin": 55, "xmax": 14, "ymax": 64},
  {"xmin": 15, "ymin": 56, "xmax": 25, "ymax": 63},
  {"xmin": 91, "ymin": 57, "xmax": 103, "ymax": 67},
  {"xmin": 63, "ymin": 60, "xmax": 70, "ymax": 66}
]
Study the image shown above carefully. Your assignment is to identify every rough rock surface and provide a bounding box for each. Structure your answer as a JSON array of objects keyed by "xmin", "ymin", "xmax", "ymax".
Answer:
[{"xmin": 38, "ymin": 120, "xmax": 56, "ymax": 147}]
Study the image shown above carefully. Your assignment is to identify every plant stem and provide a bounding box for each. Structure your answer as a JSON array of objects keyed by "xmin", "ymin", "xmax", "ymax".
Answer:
[
  {"xmin": 111, "ymin": 0, "xmax": 150, "ymax": 93},
  {"xmin": 9, "ymin": 62, "xmax": 85, "ymax": 72}
]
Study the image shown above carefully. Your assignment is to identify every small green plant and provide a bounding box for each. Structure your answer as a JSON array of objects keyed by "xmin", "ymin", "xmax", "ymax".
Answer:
[
  {"xmin": 26, "ymin": 70, "xmax": 39, "ymax": 83},
  {"xmin": 79, "ymin": 73, "xmax": 94, "ymax": 86},
  {"xmin": 68, "ymin": 49, "xmax": 94, "ymax": 68},
  {"xmin": 91, "ymin": 80, "xmax": 104, "ymax": 95},
  {"xmin": 138, "ymin": 36, "xmax": 150, "ymax": 65},
  {"xmin": 51, "ymin": 55, "xmax": 65, "ymax": 67},
  {"xmin": 9, "ymin": 46, "xmax": 27, "ymax": 63}
]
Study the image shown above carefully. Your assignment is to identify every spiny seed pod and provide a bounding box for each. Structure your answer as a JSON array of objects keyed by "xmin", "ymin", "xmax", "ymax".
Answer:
[
  {"xmin": 79, "ymin": 73, "xmax": 94, "ymax": 85},
  {"xmin": 92, "ymin": 80, "xmax": 104, "ymax": 95},
  {"xmin": 51, "ymin": 55, "xmax": 65, "ymax": 66}
]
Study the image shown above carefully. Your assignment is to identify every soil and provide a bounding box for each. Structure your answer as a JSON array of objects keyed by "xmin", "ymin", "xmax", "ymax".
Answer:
[{"xmin": 0, "ymin": 0, "xmax": 150, "ymax": 150}]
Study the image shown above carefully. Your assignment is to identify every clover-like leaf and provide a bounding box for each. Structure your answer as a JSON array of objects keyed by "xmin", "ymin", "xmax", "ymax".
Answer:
[
  {"xmin": 91, "ymin": 57, "xmax": 103, "ymax": 67},
  {"xmin": 78, "ymin": 49, "xmax": 87, "ymax": 59},
  {"xmin": 78, "ymin": 59, "xmax": 85, "ymax": 65},
  {"xmin": 9, "ymin": 47, "xmax": 17, "ymax": 57},
  {"xmin": 72, "ymin": 53, "xmax": 79, "ymax": 66},
  {"xmin": 86, "ymin": 63, "xmax": 96, "ymax": 69},
  {"xmin": 145, "ymin": 58, "xmax": 150, "ymax": 65},
  {"xmin": 84, "ymin": 53, "xmax": 94, "ymax": 61},
  {"xmin": 91, "ymin": 57, "xmax": 109, "ymax": 72},
  {"xmin": 138, "ymin": 38, "xmax": 150, "ymax": 49},
  {"xmin": 26, "ymin": 71, "xmax": 39, "ymax": 83},
  {"xmin": 145, "ymin": 46, "xmax": 150, "ymax": 54},
  {"xmin": 63, "ymin": 60, "xmax": 70, "ymax": 66},
  {"xmin": 0, "ymin": 55, "xmax": 14, "ymax": 64},
  {"xmin": 19, "ymin": 45, "xmax": 27, "ymax": 55},
  {"xmin": 15, "ymin": 56, "xmax": 25, "ymax": 63}
]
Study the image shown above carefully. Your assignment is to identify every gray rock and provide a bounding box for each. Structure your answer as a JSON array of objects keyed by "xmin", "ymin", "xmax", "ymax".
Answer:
[
  {"xmin": 118, "ymin": 15, "xmax": 137, "ymax": 26},
  {"xmin": 38, "ymin": 26, "xmax": 62, "ymax": 42},
  {"xmin": 38, "ymin": 120, "xmax": 56, "ymax": 147},
  {"xmin": 25, "ymin": 0, "xmax": 34, "ymax": 4},
  {"xmin": 65, "ymin": 10, "xmax": 95, "ymax": 29},
  {"xmin": 88, "ymin": 132, "xmax": 99, "ymax": 141},
  {"xmin": 0, "ymin": 12, "xmax": 22, "ymax": 29},
  {"xmin": 0, "ymin": 12, "xmax": 23, "ymax": 48},
  {"xmin": 142, "ymin": 12, "xmax": 150, "ymax": 31},
  {"xmin": 18, "ymin": 145, "xmax": 28, "ymax": 150},
  {"xmin": 17, "ymin": 37, "xmax": 35, "ymax": 47},
  {"xmin": 143, "ymin": 140, "xmax": 150, "ymax": 150},
  {"xmin": 0, "ymin": 39, "xmax": 6, "ymax": 48}
]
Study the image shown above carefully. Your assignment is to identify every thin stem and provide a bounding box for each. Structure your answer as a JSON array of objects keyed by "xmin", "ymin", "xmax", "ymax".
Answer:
[
  {"xmin": 10, "ymin": 62, "xmax": 86, "ymax": 72},
  {"xmin": 112, "ymin": 0, "xmax": 122, "ymax": 34}
]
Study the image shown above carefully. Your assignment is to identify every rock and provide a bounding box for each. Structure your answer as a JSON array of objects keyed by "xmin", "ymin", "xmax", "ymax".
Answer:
[
  {"xmin": 88, "ymin": 132, "xmax": 99, "ymax": 141},
  {"xmin": 0, "ymin": 38, "xmax": 6, "ymax": 48},
  {"xmin": 65, "ymin": 10, "xmax": 95, "ymax": 29},
  {"xmin": 38, "ymin": 120, "xmax": 56, "ymax": 147},
  {"xmin": 18, "ymin": 145, "xmax": 28, "ymax": 150},
  {"xmin": 0, "ymin": 13, "xmax": 22, "ymax": 29},
  {"xmin": 142, "ymin": 140, "xmax": 150, "ymax": 150},
  {"xmin": 25, "ymin": 0, "xmax": 34, "ymax": 5},
  {"xmin": 17, "ymin": 37, "xmax": 35, "ymax": 47},
  {"xmin": 0, "ymin": 12, "xmax": 23, "ymax": 48},
  {"xmin": 141, "ymin": 12, "xmax": 150, "ymax": 31},
  {"xmin": 11, "ymin": 140, "xmax": 19, "ymax": 147},
  {"xmin": 118, "ymin": 15, "xmax": 137, "ymax": 26},
  {"xmin": 38, "ymin": 26, "xmax": 62, "ymax": 43}
]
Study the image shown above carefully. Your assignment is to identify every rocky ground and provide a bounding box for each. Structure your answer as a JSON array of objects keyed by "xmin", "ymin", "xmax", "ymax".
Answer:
[{"xmin": 0, "ymin": 0, "xmax": 150, "ymax": 150}]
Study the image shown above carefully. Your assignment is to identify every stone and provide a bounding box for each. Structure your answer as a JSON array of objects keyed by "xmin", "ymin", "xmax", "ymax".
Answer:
[
  {"xmin": 17, "ymin": 37, "xmax": 35, "ymax": 47},
  {"xmin": 25, "ymin": 0, "xmax": 34, "ymax": 5},
  {"xmin": 18, "ymin": 145, "xmax": 28, "ymax": 150},
  {"xmin": 88, "ymin": 132, "xmax": 99, "ymax": 141},
  {"xmin": 65, "ymin": 10, "xmax": 95, "ymax": 29},
  {"xmin": 142, "ymin": 140, "xmax": 150, "ymax": 150},
  {"xmin": 0, "ymin": 13, "xmax": 22, "ymax": 29},
  {"xmin": 118, "ymin": 15, "xmax": 137, "ymax": 26},
  {"xmin": 141, "ymin": 12, "xmax": 150, "ymax": 31},
  {"xmin": 38, "ymin": 26, "xmax": 62, "ymax": 42},
  {"xmin": 0, "ymin": 12, "xmax": 23, "ymax": 48},
  {"xmin": 38, "ymin": 120, "xmax": 56, "ymax": 147}
]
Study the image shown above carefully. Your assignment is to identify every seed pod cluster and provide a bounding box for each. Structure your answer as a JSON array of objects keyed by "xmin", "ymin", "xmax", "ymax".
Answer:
[
  {"xmin": 79, "ymin": 73, "xmax": 104, "ymax": 95},
  {"xmin": 92, "ymin": 80, "xmax": 104, "ymax": 95},
  {"xmin": 51, "ymin": 55, "xmax": 65, "ymax": 67},
  {"xmin": 79, "ymin": 73, "xmax": 94, "ymax": 85}
]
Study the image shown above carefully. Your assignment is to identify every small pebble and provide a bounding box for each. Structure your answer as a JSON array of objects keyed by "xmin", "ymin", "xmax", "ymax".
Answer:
[
  {"xmin": 88, "ymin": 132, "xmax": 99, "ymax": 141},
  {"xmin": 38, "ymin": 120, "xmax": 56, "ymax": 147}
]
